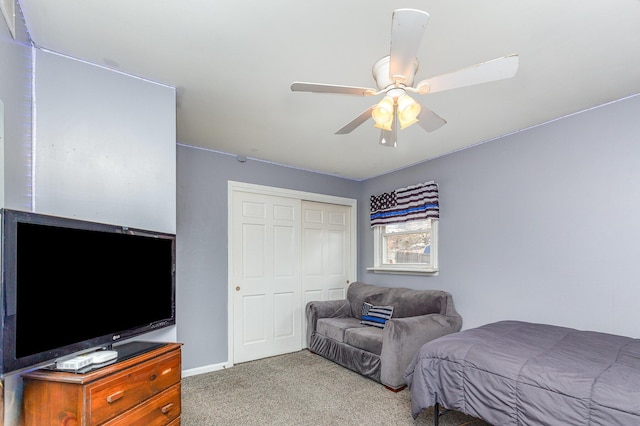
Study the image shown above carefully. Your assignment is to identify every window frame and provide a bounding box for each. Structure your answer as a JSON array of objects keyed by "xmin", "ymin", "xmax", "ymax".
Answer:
[{"xmin": 368, "ymin": 219, "xmax": 439, "ymax": 275}]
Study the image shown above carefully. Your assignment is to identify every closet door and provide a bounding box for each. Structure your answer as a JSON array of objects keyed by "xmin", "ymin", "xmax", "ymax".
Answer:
[
  {"xmin": 232, "ymin": 191, "xmax": 302, "ymax": 363},
  {"xmin": 301, "ymin": 201, "xmax": 351, "ymax": 346}
]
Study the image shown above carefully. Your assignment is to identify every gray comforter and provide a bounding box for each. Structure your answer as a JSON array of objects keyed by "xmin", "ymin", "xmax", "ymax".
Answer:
[{"xmin": 404, "ymin": 320, "xmax": 640, "ymax": 425}]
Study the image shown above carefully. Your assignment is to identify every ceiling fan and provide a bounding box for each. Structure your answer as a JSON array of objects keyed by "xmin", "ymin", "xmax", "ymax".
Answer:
[{"xmin": 290, "ymin": 9, "xmax": 519, "ymax": 147}]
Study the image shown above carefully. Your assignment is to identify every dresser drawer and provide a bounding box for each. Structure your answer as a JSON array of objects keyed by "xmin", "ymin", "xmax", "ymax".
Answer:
[
  {"xmin": 104, "ymin": 383, "xmax": 181, "ymax": 426},
  {"xmin": 87, "ymin": 350, "xmax": 181, "ymax": 425}
]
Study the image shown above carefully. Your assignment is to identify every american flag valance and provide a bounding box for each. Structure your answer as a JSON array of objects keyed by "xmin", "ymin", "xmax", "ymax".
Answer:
[{"xmin": 370, "ymin": 181, "xmax": 439, "ymax": 227}]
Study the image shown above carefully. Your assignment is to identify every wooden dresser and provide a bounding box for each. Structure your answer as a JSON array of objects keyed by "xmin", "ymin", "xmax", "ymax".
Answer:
[{"xmin": 22, "ymin": 342, "xmax": 182, "ymax": 426}]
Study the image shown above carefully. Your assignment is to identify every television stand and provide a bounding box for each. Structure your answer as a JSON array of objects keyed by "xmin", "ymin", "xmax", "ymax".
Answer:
[
  {"xmin": 23, "ymin": 342, "xmax": 181, "ymax": 425},
  {"xmin": 48, "ymin": 341, "xmax": 169, "ymax": 374}
]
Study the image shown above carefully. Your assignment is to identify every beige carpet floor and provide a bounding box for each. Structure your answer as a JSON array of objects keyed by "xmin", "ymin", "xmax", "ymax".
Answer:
[{"xmin": 181, "ymin": 349, "xmax": 490, "ymax": 425}]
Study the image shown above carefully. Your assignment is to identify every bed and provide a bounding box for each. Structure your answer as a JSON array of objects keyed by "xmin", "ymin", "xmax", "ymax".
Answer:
[{"xmin": 404, "ymin": 320, "xmax": 640, "ymax": 425}]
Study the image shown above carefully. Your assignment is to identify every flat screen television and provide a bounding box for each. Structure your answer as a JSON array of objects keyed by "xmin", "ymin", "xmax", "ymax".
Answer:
[{"xmin": 0, "ymin": 208, "xmax": 176, "ymax": 376}]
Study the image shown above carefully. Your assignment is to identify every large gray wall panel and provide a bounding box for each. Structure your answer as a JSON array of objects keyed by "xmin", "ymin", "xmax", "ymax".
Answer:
[
  {"xmin": 359, "ymin": 94, "xmax": 640, "ymax": 338},
  {"xmin": 33, "ymin": 49, "xmax": 176, "ymax": 234},
  {"xmin": 177, "ymin": 147, "xmax": 361, "ymax": 371}
]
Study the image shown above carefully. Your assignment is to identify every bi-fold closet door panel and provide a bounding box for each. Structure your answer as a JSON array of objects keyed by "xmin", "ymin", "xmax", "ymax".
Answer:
[
  {"xmin": 232, "ymin": 192, "xmax": 301, "ymax": 363},
  {"xmin": 301, "ymin": 201, "xmax": 351, "ymax": 341}
]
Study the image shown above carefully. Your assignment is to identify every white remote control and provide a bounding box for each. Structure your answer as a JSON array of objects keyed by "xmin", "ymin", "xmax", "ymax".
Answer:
[
  {"xmin": 56, "ymin": 354, "xmax": 94, "ymax": 370},
  {"xmin": 91, "ymin": 350, "xmax": 118, "ymax": 364}
]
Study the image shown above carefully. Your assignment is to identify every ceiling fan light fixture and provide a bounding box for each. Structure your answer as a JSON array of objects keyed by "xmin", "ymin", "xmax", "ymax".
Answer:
[
  {"xmin": 372, "ymin": 96, "xmax": 394, "ymax": 130},
  {"xmin": 374, "ymin": 119, "xmax": 393, "ymax": 131},
  {"xmin": 397, "ymin": 94, "xmax": 421, "ymax": 129},
  {"xmin": 399, "ymin": 117, "xmax": 419, "ymax": 130}
]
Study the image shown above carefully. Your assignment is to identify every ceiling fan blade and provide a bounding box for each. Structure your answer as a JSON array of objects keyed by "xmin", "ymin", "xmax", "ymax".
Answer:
[
  {"xmin": 415, "ymin": 54, "xmax": 519, "ymax": 95},
  {"xmin": 389, "ymin": 9, "xmax": 430, "ymax": 84},
  {"xmin": 291, "ymin": 82, "xmax": 377, "ymax": 96},
  {"xmin": 335, "ymin": 105, "xmax": 376, "ymax": 134},
  {"xmin": 417, "ymin": 105, "xmax": 447, "ymax": 132}
]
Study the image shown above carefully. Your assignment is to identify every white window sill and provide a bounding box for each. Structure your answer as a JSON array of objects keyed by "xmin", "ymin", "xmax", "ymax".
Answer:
[{"xmin": 366, "ymin": 266, "xmax": 439, "ymax": 276}]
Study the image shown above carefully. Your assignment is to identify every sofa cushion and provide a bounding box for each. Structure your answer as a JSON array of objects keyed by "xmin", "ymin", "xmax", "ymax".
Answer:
[
  {"xmin": 347, "ymin": 282, "xmax": 447, "ymax": 319},
  {"xmin": 347, "ymin": 282, "xmax": 387, "ymax": 319},
  {"xmin": 316, "ymin": 317, "xmax": 366, "ymax": 342},
  {"xmin": 344, "ymin": 326, "xmax": 384, "ymax": 355},
  {"xmin": 379, "ymin": 287, "xmax": 446, "ymax": 318},
  {"xmin": 361, "ymin": 302, "xmax": 394, "ymax": 328}
]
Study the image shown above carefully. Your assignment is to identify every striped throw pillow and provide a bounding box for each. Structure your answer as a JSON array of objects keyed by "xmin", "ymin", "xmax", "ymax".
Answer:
[{"xmin": 360, "ymin": 302, "xmax": 394, "ymax": 328}]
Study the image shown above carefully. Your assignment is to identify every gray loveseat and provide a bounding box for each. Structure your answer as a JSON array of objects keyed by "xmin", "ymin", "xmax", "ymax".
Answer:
[{"xmin": 306, "ymin": 281, "xmax": 462, "ymax": 390}]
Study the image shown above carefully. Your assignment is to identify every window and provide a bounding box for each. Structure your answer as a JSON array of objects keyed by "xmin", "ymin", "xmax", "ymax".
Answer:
[
  {"xmin": 369, "ymin": 219, "xmax": 438, "ymax": 274},
  {"xmin": 368, "ymin": 181, "xmax": 439, "ymax": 275}
]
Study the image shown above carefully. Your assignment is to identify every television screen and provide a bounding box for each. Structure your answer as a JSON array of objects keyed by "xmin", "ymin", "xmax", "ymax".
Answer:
[{"xmin": 1, "ymin": 209, "xmax": 176, "ymax": 375}]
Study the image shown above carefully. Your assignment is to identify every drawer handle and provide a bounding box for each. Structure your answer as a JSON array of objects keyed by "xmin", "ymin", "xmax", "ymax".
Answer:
[
  {"xmin": 149, "ymin": 374, "xmax": 157, "ymax": 381},
  {"xmin": 106, "ymin": 390, "xmax": 124, "ymax": 403},
  {"xmin": 61, "ymin": 414, "xmax": 78, "ymax": 426},
  {"xmin": 161, "ymin": 403, "xmax": 174, "ymax": 415}
]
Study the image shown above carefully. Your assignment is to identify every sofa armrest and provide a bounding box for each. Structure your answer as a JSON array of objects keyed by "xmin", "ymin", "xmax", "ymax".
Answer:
[
  {"xmin": 379, "ymin": 313, "xmax": 462, "ymax": 389},
  {"xmin": 305, "ymin": 299, "xmax": 352, "ymax": 347}
]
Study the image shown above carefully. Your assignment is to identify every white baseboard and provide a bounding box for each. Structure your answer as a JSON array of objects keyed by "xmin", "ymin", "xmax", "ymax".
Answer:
[{"xmin": 182, "ymin": 360, "xmax": 233, "ymax": 378}]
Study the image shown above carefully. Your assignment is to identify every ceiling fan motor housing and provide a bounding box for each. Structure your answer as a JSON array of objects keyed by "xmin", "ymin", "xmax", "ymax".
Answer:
[{"xmin": 373, "ymin": 55, "xmax": 419, "ymax": 90}]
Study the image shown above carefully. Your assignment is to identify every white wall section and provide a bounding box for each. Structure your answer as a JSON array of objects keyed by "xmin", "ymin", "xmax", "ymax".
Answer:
[{"xmin": 33, "ymin": 49, "xmax": 176, "ymax": 234}]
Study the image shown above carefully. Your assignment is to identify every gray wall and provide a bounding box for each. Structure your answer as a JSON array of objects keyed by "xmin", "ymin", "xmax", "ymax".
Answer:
[
  {"xmin": 359, "ymin": 94, "xmax": 640, "ymax": 338},
  {"xmin": 176, "ymin": 147, "xmax": 361, "ymax": 371},
  {"xmin": 0, "ymin": 2, "xmax": 32, "ymax": 210}
]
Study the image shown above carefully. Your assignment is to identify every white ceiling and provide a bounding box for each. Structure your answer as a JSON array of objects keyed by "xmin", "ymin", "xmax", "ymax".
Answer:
[{"xmin": 17, "ymin": 0, "xmax": 640, "ymax": 180}]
